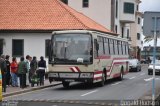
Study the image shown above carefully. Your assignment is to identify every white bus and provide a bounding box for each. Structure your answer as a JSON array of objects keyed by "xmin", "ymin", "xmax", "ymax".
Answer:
[{"xmin": 48, "ymin": 30, "xmax": 129, "ymax": 88}]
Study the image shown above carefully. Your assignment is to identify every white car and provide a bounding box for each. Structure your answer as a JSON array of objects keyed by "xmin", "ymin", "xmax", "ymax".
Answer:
[
  {"xmin": 148, "ymin": 60, "xmax": 160, "ymax": 75},
  {"xmin": 128, "ymin": 59, "xmax": 141, "ymax": 72}
]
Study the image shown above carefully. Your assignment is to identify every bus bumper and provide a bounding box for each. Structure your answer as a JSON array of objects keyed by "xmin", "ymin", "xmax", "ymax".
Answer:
[{"xmin": 48, "ymin": 72, "xmax": 94, "ymax": 83}]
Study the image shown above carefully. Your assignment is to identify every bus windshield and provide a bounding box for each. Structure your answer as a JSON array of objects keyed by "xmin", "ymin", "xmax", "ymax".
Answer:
[{"xmin": 52, "ymin": 33, "xmax": 92, "ymax": 64}]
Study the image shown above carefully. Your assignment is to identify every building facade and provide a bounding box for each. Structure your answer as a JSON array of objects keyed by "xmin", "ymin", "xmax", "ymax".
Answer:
[
  {"xmin": 141, "ymin": 46, "xmax": 160, "ymax": 60},
  {"xmin": 63, "ymin": 0, "xmax": 143, "ymax": 59},
  {"xmin": 0, "ymin": 0, "xmax": 113, "ymax": 67}
]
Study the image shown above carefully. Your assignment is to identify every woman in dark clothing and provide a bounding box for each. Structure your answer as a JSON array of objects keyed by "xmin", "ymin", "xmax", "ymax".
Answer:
[
  {"xmin": 30, "ymin": 57, "xmax": 37, "ymax": 78},
  {"xmin": 37, "ymin": 56, "xmax": 46, "ymax": 86},
  {"xmin": 5, "ymin": 55, "xmax": 11, "ymax": 86},
  {"xmin": 30, "ymin": 56, "xmax": 38, "ymax": 86}
]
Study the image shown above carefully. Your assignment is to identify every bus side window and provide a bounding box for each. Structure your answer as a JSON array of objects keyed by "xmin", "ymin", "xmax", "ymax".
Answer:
[
  {"xmin": 94, "ymin": 39, "xmax": 98, "ymax": 58},
  {"xmin": 97, "ymin": 37, "xmax": 104, "ymax": 56}
]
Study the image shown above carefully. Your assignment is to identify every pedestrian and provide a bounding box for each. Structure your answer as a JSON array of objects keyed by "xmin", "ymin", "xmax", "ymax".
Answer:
[
  {"xmin": 30, "ymin": 56, "xmax": 38, "ymax": 86},
  {"xmin": 25, "ymin": 55, "xmax": 31, "ymax": 86},
  {"xmin": 18, "ymin": 57, "xmax": 27, "ymax": 89},
  {"xmin": 10, "ymin": 57, "xmax": 18, "ymax": 87},
  {"xmin": 0, "ymin": 55, "xmax": 7, "ymax": 92},
  {"xmin": 5, "ymin": 55, "xmax": 11, "ymax": 86},
  {"xmin": 147, "ymin": 57, "xmax": 151, "ymax": 64},
  {"xmin": 37, "ymin": 56, "xmax": 46, "ymax": 86}
]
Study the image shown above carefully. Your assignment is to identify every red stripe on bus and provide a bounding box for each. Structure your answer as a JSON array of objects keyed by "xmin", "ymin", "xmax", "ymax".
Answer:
[
  {"xmin": 75, "ymin": 67, "xmax": 81, "ymax": 72},
  {"xmin": 96, "ymin": 55, "xmax": 111, "ymax": 59},
  {"xmin": 70, "ymin": 67, "xmax": 75, "ymax": 72},
  {"xmin": 94, "ymin": 77, "xmax": 102, "ymax": 80},
  {"xmin": 106, "ymin": 70, "xmax": 110, "ymax": 72},
  {"xmin": 107, "ymin": 62, "xmax": 127, "ymax": 74},
  {"xmin": 112, "ymin": 70, "xmax": 128, "ymax": 78},
  {"xmin": 113, "ymin": 58, "xmax": 128, "ymax": 60},
  {"xmin": 94, "ymin": 71, "xmax": 103, "ymax": 74},
  {"xmin": 114, "ymin": 62, "xmax": 127, "ymax": 65},
  {"xmin": 113, "ymin": 73, "xmax": 120, "ymax": 78}
]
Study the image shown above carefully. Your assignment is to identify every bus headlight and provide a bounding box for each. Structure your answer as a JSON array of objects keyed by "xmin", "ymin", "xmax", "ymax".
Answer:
[
  {"xmin": 48, "ymin": 73, "xmax": 58, "ymax": 78},
  {"xmin": 80, "ymin": 73, "xmax": 93, "ymax": 78}
]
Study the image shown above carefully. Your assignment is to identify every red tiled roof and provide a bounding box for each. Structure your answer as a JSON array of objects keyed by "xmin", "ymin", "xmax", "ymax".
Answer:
[{"xmin": 0, "ymin": 0, "xmax": 115, "ymax": 34}]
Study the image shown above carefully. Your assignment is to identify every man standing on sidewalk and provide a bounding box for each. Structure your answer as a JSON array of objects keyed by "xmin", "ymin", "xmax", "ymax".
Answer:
[
  {"xmin": 0, "ymin": 55, "xmax": 7, "ymax": 92},
  {"xmin": 37, "ymin": 56, "xmax": 46, "ymax": 86},
  {"xmin": 25, "ymin": 55, "xmax": 31, "ymax": 86},
  {"xmin": 5, "ymin": 55, "xmax": 11, "ymax": 86},
  {"xmin": 18, "ymin": 57, "xmax": 27, "ymax": 89}
]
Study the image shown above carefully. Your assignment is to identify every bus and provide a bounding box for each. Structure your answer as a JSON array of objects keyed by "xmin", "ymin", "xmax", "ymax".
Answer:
[{"xmin": 48, "ymin": 30, "xmax": 129, "ymax": 88}]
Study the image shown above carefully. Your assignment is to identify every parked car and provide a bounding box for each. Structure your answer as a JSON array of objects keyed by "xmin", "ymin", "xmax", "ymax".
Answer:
[
  {"xmin": 148, "ymin": 60, "xmax": 160, "ymax": 75},
  {"xmin": 128, "ymin": 59, "xmax": 141, "ymax": 72},
  {"xmin": 141, "ymin": 59, "xmax": 147, "ymax": 64}
]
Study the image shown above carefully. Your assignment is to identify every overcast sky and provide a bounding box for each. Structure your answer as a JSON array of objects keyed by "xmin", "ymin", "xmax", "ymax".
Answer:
[
  {"xmin": 140, "ymin": 0, "xmax": 160, "ymax": 46},
  {"xmin": 140, "ymin": 0, "xmax": 160, "ymax": 12}
]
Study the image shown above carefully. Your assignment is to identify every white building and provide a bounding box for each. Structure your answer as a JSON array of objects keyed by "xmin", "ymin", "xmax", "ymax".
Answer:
[
  {"xmin": 0, "ymin": 0, "xmax": 113, "ymax": 63},
  {"xmin": 62, "ymin": 0, "xmax": 143, "ymax": 59}
]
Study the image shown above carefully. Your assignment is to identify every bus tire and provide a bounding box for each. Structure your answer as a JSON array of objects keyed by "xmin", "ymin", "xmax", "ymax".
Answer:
[
  {"xmin": 99, "ymin": 72, "xmax": 105, "ymax": 87},
  {"xmin": 62, "ymin": 81, "xmax": 70, "ymax": 88},
  {"xmin": 118, "ymin": 67, "xmax": 123, "ymax": 81}
]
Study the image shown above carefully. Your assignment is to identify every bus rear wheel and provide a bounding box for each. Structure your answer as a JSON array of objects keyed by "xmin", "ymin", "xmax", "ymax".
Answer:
[
  {"xmin": 118, "ymin": 67, "xmax": 124, "ymax": 81},
  {"xmin": 98, "ymin": 72, "xmax": 105, "ymax": 87},
  {"xmin": 62, "ymin": 81, "xmax": 70, "ymax": 88}
]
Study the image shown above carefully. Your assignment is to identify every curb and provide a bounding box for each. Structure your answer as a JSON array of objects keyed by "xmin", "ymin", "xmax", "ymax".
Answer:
[
  {"xmin": 140, "ymin": 86, "xmax": 160, "ymax": 100},
  {"xmin": 3, "ymin": 82, "xmax": 62, "ymax": 98}
]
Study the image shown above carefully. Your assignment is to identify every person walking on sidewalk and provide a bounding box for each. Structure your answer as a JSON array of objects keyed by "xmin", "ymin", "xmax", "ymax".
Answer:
[
  {"xmin": 0, "ymin": 55, "xmax": 7, "ymax": 92},
  {"xmin": 10, "ymin": 57, "xmax": 18, "ymax": 87},
  {"xmin": 18, "ymin": 57, "xmax": 27, "ymax": 89},
  {"xmin": 5, "ymin": 55, "xmax": 11, "ymax": 86},
  {"xmin": 37, "ymin": 56, "xmax": 46, "ymax": 86}
]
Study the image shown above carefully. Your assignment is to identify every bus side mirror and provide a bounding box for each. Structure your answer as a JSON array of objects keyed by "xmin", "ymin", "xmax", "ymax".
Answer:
[{"xmin": 48, "ymin": 41, "xmax": 53, "ymax": 63}]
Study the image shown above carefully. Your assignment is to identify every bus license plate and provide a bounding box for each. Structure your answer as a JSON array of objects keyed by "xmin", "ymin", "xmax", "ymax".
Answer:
[
  {"xmin": 65, "ymin": 79, "xmax": 75, "ymax": 82},
  {"xmin": 59, "ymin": 73, "xmax": 79, "ymax": 78}
]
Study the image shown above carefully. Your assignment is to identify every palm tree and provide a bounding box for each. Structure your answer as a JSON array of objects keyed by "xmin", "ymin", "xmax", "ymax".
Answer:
[{"xmin": 144, "ymin": 36, "xmax": 153, "ymax": 42}]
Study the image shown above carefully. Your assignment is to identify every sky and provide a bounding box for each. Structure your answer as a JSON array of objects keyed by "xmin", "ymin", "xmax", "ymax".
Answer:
[
  {"xmin": 140, "ymin": 0, "xmax": 160, "ymax": 46},
  {"xmin": 140, "ymin": 0, "xmax": 160, "ymax": 12}
]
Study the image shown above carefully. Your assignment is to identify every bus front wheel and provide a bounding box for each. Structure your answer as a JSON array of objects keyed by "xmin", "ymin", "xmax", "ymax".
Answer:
[
  {"xmin": 62, "ymin": 81, "xmax": 70, "ymax": 88},
  {"xmin": 118, "ymin": 69, "xmax": 123, "ymax": 81}
]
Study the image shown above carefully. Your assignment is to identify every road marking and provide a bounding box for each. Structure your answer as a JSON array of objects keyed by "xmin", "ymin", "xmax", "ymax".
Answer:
[
  {"xmin": 81, "ymin": 90, "xmax": 98, "ymax": 97},
  {"xmin": 144, "ymin": 77, "xmax": 153, "ymax": 81},
  {"xmin": 129, "ymin": 76, "xmax": 135, "ymax": 79},
  {"xmin": 140, "ymin": 73, "xmax": 145, "ymax": 76},
  {"xmin": 111, "ymin": 82, "xmax": 122, "ymax": 86},
  {"xmin": 144, "ymin": 77, "xmax": 160, "ymax": 81}
]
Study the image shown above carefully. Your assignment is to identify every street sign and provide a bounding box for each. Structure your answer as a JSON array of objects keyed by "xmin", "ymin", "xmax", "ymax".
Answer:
[
  {"xmin": 143, "ymin": 12, "xmax": 160, "ymax": 36},
  {"xmin": 143, "ymin": 11, "xmax": 160, "ymax": 105}
]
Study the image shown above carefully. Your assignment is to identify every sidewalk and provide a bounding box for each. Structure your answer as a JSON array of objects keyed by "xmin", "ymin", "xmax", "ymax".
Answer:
[{"xmin": 2, "ymin": 80, "xmax": 61, "ymax": 97}]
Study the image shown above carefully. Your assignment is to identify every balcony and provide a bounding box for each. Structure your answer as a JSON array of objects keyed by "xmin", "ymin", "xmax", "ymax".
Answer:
[{"xmin": 119, "ymin": 0, "xmax": 136, "ymax": 23}]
